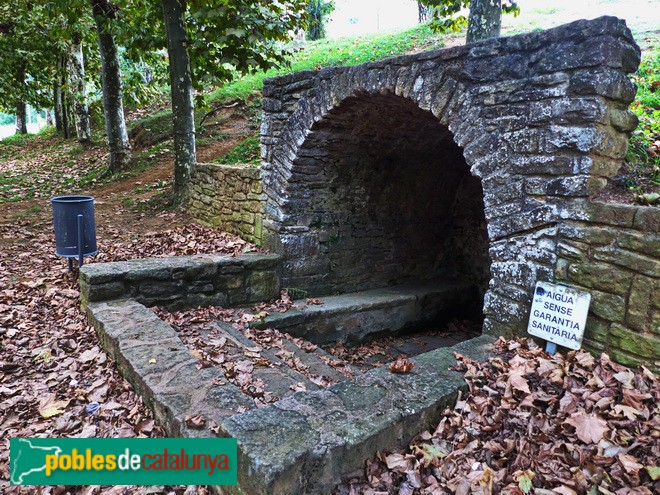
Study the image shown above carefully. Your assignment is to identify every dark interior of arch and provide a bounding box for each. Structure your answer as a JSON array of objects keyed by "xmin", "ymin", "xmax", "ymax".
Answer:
[{"xmin": 285, "ymin": 93, "xmax": 491, "ymax": 317}]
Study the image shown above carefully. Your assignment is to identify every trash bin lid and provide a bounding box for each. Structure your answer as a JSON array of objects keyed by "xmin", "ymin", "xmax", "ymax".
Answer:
[{"xmin": 51, "ymin": 195, "xmax": 95, "ymax": 203}]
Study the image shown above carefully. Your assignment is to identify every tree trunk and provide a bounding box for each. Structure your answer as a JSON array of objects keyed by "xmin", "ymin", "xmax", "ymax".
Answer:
[
  {"xmin": 53, "ymin": 78, "xmax": 63, "ymax": 133},
  {"xmin": 46, "ymin": 109, "xmax": 53, "ymax": 126},
  {"xmin": 67, "ymin": 36, "xmax": 92, "ymax": 143},
  {"xmin": 466, "ymin": 0, "xmax": 501, "ymax": 43},
  {"xmin": 14, "ymin": 65, "xmax": 28, "ymax": 134},
  {"xmin": 15, "ymin": 102, "xmax": 27, "ymax": 134},
  {"xmin": 62, "ymin": 83, "xmax": 72, "ymax": 139},
  {"xmin": 56, "ymin": 53, "xmax": 73, "ymax": 138},
  {"xmin": 417, "ymin": 1, "xmax": 428, "ymax": 23},
  {"xmin": 91, "ymin": 0, "xmax": 131, "ymax": 173},
  {"xmin": 162, "ymin": 0, "xmax": 196, "ymax": 203}
]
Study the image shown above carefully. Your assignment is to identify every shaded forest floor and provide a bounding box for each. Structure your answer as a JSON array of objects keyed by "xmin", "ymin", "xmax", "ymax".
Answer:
[{"xmin": 0, "ymin": 105, "xmax": 258, "ymax": 495}]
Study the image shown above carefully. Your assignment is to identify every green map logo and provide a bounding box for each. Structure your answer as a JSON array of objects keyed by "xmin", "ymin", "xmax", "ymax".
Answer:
[
  {"xmin": 10, "ymin": 438, "xmax": 237, "ymax": 486},
  {"xmin": 11, "ymin": 439, "xmax": 63, "ymax": 484}
]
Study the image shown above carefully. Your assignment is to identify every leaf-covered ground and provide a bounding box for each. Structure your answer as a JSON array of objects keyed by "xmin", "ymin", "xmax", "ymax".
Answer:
[
  {"xmin": 1, "ymin": 194, "xmax": 658, "ymax": 494},
  {"xmin": 0, "ymin": 196, "xmax": 254, "ymax": 494},
  {"xmin": 338, "ymin": 338, "xmax": 659, "ymax": 495},
  {"xmin": 155, "ymin": 299, "xmax": 478, "ymax": 408},
  {"xmin": 1, "ymin": 127, "xmax": 658, "ymax": 493}
]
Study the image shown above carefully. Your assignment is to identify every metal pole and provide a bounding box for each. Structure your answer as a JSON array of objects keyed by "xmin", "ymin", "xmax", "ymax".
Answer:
[
  {"xmin": 77, "ymin": 214, "xmax": 84, "ymax": 267},
  {"xmin": 545, "ymin": 341, "xmax": 557, "ymax": 355}
]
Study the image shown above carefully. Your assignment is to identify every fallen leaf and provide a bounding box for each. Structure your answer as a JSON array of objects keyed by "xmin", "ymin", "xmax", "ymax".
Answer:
[
  {"xmin": 38, "ymin": 393, "xmax": 70, "ymax": 419},
  {"xmin": 508, "ymin": 370, "xmax": 531, "ymax": 394},
  {"xmin": 514, "ymin": 471, "xmax": 534, "ymax": 494},
  {"xmin": 385, "ymin": 453, "xmax": 412, "ymax": 472},
  {"xmin": 389, "ymin": 356, "xmax": 415, "ymax": 374},
  {"xmin": 613, "ymin": 370, "xmax": 635, "ymax": 389},
  {"xmin": 613, "ymin": 404, "xmax": 641, "ymax": 420},
  {"xmin": 645, "ymin": 466, "xmax": 660, "ymax": 481},
  {"xmin": 290, "ymin": 382, "xmax": 307, "ymax": 392},
  {"xmin": 618, "ymin": 453, "xmax": 643, "ymax": 474},
  {"xmin": 78, "ymin": 348, "xmax": 100, "ymax": 363},
  {"xmin": 184, "ymin": 414, "xmax": 207, "ymax": 429},
  {"xmin": 564, "ymin": 412, "xmax": 609, "ymax": 444},
  {"xmin": 552, "ymin": 486, "xmax": 577, "ymax": 495},
  {"xmin": 413, "ymin": 443, "xmax": 446, "ymax": 467}
]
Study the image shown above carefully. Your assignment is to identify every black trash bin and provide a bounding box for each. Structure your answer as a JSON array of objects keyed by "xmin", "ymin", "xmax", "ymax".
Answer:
[{"xmin": 51, "ymin": 195, "xmax": 98, "ymax": 268}]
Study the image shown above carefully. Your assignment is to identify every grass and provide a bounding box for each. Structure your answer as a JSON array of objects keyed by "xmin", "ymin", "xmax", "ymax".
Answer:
[
  {"xmin": 622, "ymin": 43, "xmax": 660, "ymax": 203},
  {"xmin": 0, "ymin": 121, "xmax": 171, "ymax": 205},
  {"xmin": 0, "ymin": 126, "xmax": 58, "ymax": 158},
  {"xmin": 127, "ymin": 24, "xmax": 446, "ymax": 151},
  {"xmin": 207, "ymin": 24, "xmax": 445, "ymax": 105},
  {"xmin": 77, "ymin": 168, "xmax": 107, "ymax": 190},
  {"xmin": 530, "ymin": 7, "xmax": 560, "ymax": 15},
  {"xmin": 0, "ymin": 126, "xmax": 101, "ymax": 204},
  {"xmin": 128, "ymin": 110, "xmax": 174, "ymax": 148},
  {"xmin": 213, "ymin": 136, "xmax": 261, "ymax": 166},
  {"xmin": 0, "ymin": 125, "xmax": 57, "ymax": 144}
]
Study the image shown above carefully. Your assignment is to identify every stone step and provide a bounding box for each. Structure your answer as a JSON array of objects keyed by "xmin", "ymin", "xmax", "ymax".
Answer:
[
  {"xmin": 212, "ymin": 321, "xmax": 355, "ymax": 388},
  {"xmin": 250, "ymin": 280, "xmax": 476, "ymax": 345},
  {"xmin": 210, "ymin": 321, "xmax": 320, "ymax": 399},
  {"xmin": 84, "ymin": 299, "xmax": 257, "ymax": 437},
  {"xmin": 278, "ymin": 338, "xmax": 355, "ymax": 384},
  {"xmin": 221, "ymin": 334, "xmax": 496, "ymax": 495},
  {"xmin": 86, "ymin": 296, "xmax": 495, "ymax": 495},
  {"xmin": 309, "ymin": 341, "xmax": 361, "ymax": 378}
]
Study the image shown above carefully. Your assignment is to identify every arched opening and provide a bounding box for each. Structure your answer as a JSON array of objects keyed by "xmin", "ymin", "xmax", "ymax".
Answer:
[{"xmin": 279, "ymin": 93, "xmax": 491, "ymax": 322}]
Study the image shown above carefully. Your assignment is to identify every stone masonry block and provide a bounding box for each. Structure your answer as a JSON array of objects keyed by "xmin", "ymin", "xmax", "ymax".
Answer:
[
  {"xmin": 567, "ymin": 261, "xmax": 632, "ymax": 295},
  {"xmin": 626, "ymin": 275, "xmax": 656, "ymax": 331},
  {"xmin": 248, "ymin": 271, "xmax": 280, "ymax": 302},
  {"xmin": 589, "ymin": 289, "xmax": 626, "ymax": 323},
  {"xmin": 608, "ymin": 323, "xmax": 660, "ymax": 362}
]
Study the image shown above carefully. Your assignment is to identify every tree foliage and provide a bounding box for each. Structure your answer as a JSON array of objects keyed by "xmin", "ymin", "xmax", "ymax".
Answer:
[
  {"xmin": 0, "ymin": 2, "xmax": 57, "ymax": 113},
  {"xmin": 120, "ymin": 0, "xmax": 308, "ymax": 200},
  {"xmin": 306, "ymin": 0, "xmax": 334, "ymax": 41},
  {"xmin": 1, "ymin": 0, "xmax": 307, "ymax": 191},
  {"xmin": 0, "ymin": 0, "xmax": 100, "ymax": 140},
  {"xmin": 0, "ymin": 112, "xmax": 14, "ymax": 126},
  {"xmin": 121, "ymin": 0, "xmax": 307, "ymax": 101},
  {"xmin": 419, "ymin": 0, "xmax": 519, "ymax": 38}
]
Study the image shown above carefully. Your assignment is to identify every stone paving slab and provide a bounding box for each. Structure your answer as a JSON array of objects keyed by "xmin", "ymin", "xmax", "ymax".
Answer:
[
  {"xmin": 278, "ymin": 339, "xmax": 352, "ymax": 383},
  {"xmin": 211, "ymin": 321, "xmax": 321, "ymax": 398},
  {"xmin": 86, "ymin": 297, "xmax": 495, "ymax": 495},
  {"xmin": 85, "ymin": 299, "xmax": 256, "ymax": 438},
  {"xmin": 213, "ymin": 321, "xmax": 353, "ymax": 387},
  {"xmin": 220, "ymin": 335, "xmax": 495, "ymax": 494},
  {"xmin": 251, "ymin": 280, "xmax": 475, "ymax": 344}
]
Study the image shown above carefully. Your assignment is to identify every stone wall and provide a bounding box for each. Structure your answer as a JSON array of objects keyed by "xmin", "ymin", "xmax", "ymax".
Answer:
[
  {"xmin": 188, "ymin": 163, "xmax": 265, "ymax": 245},
  {"xmin": 556, "ymin": 203, "xmax": 659, "ymax": 369},
  {"xmin": 257, "ymin": 16, "xmax": 659, "ymax": 366},
  {"xmin": 181, "ymin": 17, "xmax": 658, "ymax": 368},
  {"xmin": 259, "ymin": 16, "xmax": 640, "ymax": 332},
  {"xmin": 79, "ymin": 253, "xmax": 281, "ymax": 310}
]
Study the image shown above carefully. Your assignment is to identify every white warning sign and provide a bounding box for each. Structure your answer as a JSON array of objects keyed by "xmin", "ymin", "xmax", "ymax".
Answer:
[{"xmin": 527, "ymin": 281, "xmax": 591, "ymax": 350}]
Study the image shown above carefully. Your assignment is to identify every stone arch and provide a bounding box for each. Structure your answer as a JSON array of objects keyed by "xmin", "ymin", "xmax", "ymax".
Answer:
[
  {"xmin": 260, "ymin": 16, "xmax": 640, "ymax": 336},
  {"xmin": 285, "ymin": 92, "xmax": 489, "ymax": 298}
]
